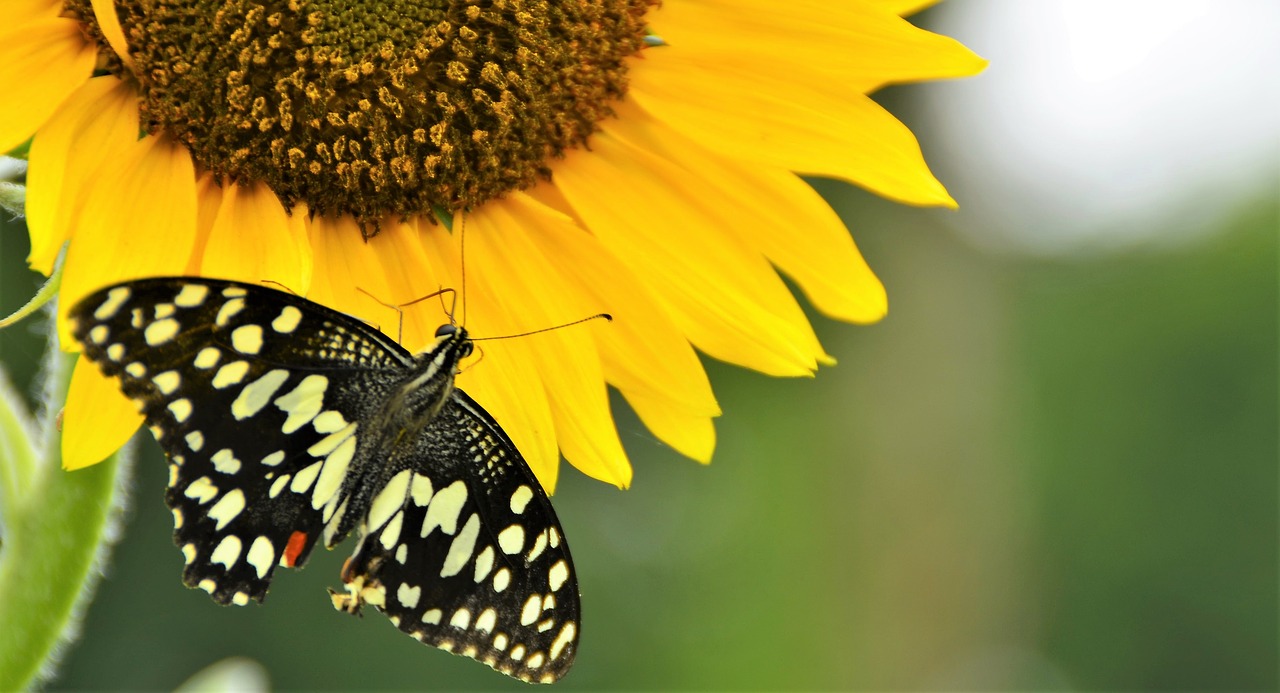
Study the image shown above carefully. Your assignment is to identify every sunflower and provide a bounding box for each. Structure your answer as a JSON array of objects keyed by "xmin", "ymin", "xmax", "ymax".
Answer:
[{"xmin": 6, "ymin": 0, "xmax": 984, "ymax": 491}]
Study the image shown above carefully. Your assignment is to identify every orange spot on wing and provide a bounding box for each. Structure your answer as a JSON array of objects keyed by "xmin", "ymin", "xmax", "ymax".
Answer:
[{"xmin": 284, "ymin": 530, "xmax": 309, "ymax": 567}]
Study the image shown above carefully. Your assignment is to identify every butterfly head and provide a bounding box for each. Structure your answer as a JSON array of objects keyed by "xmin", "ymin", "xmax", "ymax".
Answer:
[{"xmin": 433, "ymin": 323, "xmax": 474, "ymax": 361}]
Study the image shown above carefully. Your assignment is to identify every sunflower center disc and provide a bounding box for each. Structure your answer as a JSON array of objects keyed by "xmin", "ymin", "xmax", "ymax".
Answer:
[{"xmin": 68, "ymin": 0, "xmax": 653, "ymax": 224}]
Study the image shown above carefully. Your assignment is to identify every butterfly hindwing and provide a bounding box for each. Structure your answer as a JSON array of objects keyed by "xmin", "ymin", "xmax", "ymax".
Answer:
[{"xmin": 335, "ymin": 393, "xmax": 580, "ymax": 682}]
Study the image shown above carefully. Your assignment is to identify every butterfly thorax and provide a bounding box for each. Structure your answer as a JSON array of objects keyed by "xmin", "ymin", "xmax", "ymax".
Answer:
[
  {"xmin": 328, "ymin": 326, "xmax": 472, "ymax": 540},
  {"xmin": 370, "ymin": 326, "xmax": 470, "ymax": 447}
]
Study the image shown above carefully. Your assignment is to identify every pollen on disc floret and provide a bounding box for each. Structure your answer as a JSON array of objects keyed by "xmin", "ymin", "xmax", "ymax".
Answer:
[{"xmin": 63, "ymin": 0, "xmax": 655, "ymax": 227}]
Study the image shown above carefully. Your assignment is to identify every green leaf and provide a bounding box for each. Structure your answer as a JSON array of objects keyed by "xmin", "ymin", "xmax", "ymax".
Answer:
[
  {"xmin": 0, "ymin": 326, "xmax": 135, "ymax": 690},
  {"xmin": 0, "ymin": 242, "xmax": 64, "ymax": 329}
]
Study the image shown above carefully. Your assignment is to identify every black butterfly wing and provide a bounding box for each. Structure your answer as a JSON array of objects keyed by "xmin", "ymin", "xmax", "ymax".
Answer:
[
  {"xmin": 335, "ymin": 392, "xmax": 581, "ymax": 683},
  {"xmin": 70, "ymin": 278, "xmax": 413, "ymax": 605}
]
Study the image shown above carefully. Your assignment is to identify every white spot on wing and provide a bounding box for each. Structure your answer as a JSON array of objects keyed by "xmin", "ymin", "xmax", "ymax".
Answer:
[
  {"xmin": 473, "ymin": 545, "xmax": 495, "ymax": 583},
  {"xmin": 125, "ymin": 362, "xmax": 146, "ymax": 378},
  {"xmin": 421, "ymin": 608, "xmax": 443, "ymax": 624},
  {"xmin": 421, "ymin": 480, "xmax": 467, "ymax": 537},
  {"xmin": 88, "ymin": 325, "xmax": 109, "ymax": 344},
  {"xmin": 290, "ymin": 462, "xmax": 321, "ymax": 493},
  {"xmin": 396, "ymin": 583, "xmax": 421, "ymax": 609},
  {"xmin": 168, "ymin": 398, "xmax": 193, "ymax": 423},
  {"xmin": 106, "ymin": 343, "xmax": 124, "ymax": 361},
  {"xmin": 510, "ymin": 485, "xmax": 533, "ymax": 514},
  {"xmin": 273, "ymin": 374, "xmax": 328, "ymax": 433},
  {"xmin": 550, "ymin": 622, "xmax": 576, "ymax": 660},
  {"xmin": 269, "ymin": 474, "xmax": 291, "ymax": 498},
  {"xmin": 215, "ymin": 297, "xmax": 245, "ymax": 326},
  {"xmin": 185, "ymin": 430, "xmax": 205, "ymax": 451},
  {"xmin": 527, "ymin": 530, "xmax": 547, "ymax": 562},
  {"xmin": 94, "ymin": 287, "xmax": 130, "ymax": 319},
  {"xmin": 378, "ymin": 511, "xmax": 404, "ymax": 550},
  {"xmin": 475, "ymin": 608, "xmax": 497, "ymax": 634},
  {"xmin": 194, "ymin": 347, "xmax": 221, "ymax": 369},
  {"xmin": 307, "ymin": 422, "xmax": 357, "ymax": 457},
  {"xmin": 208, "ymin": 489, "xmax": 246, "ymax": 530},
  {"xmin": 311, "ymin": 410, "xmax": 347, "ymax": 433},
  {"xmin": 145, "ymin": 318, "xmax": 180, "ymax": 346},
  {"xmin": 368, "ymin": 469, "xmax": 412, "ymax": 531},
  {"xmin": 184, "ymin": 476, "xmax": 218, "ymax": 504},
  {"xmin": 549, "ymin": 560, "xmax": 570, "ymax": 592},
  {"xmin": 440, "ymin": 513, "xmax": 480, "ymax": 578},
  {"xmin": 210, "ymin": 448, "xmax": 241, "ymax": 475},
  {"xmin": 231, "ymin": 324, "xmax": 264, "ymax": 355},
  {"xmin": 311, "ymin": 435, "xmax": 355, "ymax": 510},
  {"xmin": 410, "ymin": 474, "xmax": 433, "ymax": 506},
  {"xmin": 493, "ymin": 567, "xmax": 511, "ymax": 593},
  {"xmin": 520, "ymin": 594, "xmax": 542, "ymax": 626},
  {"xmin": 212, "ymin": 361, "xmax": 250, "ymax": 389},
  {"xmin": 174, "ymin": 283, "xmax": 209, "ymax": 307},
  {"xmin": 152, "ymin": 370, "xmax": 181, "ymax": 395},
  {"xmin": 272, "ymin": 305, "xmax": 303, "ymax": 333},
  {"xmin": 210, "ymin": 535, "xmax": 242, "ymax": 568},
  {"xmin": 450, "ymin": 608, "xmax": 471, "ymax": 629},
  {"xmin": 498, "ymin": 524, "xmax": 525, "ymax": 555},
  {"xmin": 231, "ymin": 369, "xmax": 290, "ymax": 419},
  {"xmin": 247, "ymin": 536, "xmax": 274, "ymax": 579}
]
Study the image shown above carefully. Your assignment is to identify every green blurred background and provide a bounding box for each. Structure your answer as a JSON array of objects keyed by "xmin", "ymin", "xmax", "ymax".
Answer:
[{"xmin": 2, "ymin": 2, "xmax": 1276, "ymax": 690}]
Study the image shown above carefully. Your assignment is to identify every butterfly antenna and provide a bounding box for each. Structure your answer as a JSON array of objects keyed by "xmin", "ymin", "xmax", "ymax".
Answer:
[
  {"xmin": 260, "ymin": 279, "xmax": 300, "ymax": 295},
  {"xmin": 458, "ymin": 213, "xmax": 469, "ymax": 326},
  {"xmin": 470, "ymin": 313, "xmax": 613, "ymax": 342},
  {"xmin": 356, "ymin": 286, "xmax": 460, "ymax": 343}
]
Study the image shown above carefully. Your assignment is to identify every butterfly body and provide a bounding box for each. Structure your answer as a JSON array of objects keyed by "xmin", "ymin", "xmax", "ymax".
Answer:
[{"xmin": 70, "ymin": 278, "xmax": 580, "ymax": 683}]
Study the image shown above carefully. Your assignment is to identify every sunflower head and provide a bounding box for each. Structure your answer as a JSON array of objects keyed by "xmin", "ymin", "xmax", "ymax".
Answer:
[{"xmin": 64, "ymin": 0, "xmax": 654, "ymax": 223}]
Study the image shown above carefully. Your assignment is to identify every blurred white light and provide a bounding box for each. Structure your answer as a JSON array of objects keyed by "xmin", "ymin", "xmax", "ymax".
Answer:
[{"xmin": 919, "ymin": 0, "xmax": 1280, "ymax": 254}]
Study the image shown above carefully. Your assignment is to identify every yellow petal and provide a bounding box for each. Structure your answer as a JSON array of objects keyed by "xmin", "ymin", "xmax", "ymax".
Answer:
[
  {"xmin": 200, "ymin": 180, "xmax": 312, "ymax": 292},
  {"xmin": 630, "ymin": 49, "xmax": 956, "ymax": 208},
  {"xmin": 368, "ymin": 218, "xmax": 448, "ymax": 351},
  {"xmin": 308, "ymin": 214, "xmax": 438, "ymax": 347},
  {"xmin": 26, "ymin": 77, "xmax": 139, "ymax": 274},
  {"xmin": 467, "ymin": 201, "xmax": 633, "ymax": 488},
  {"xmin": 307, "ymin": 215, "xmax": 394, "ymax": 322},
  {"xmin": 89, "ymin": 0, "xmax": 134, "ymax": 71},
  {"xmin": 61, "ymin": 356, "xmax": 142, "ymax": 470},
  {"xmin": 654, "ymin": 0, "xmax": 986, "ymax": 86},
  {"xmin": 418, "ymin": 223, "xmax": 563, "ymax": 491},
  {"xmin": 0, "ymin": 18, "xmax": 96, "ymax": 154},
  {"xmin": 507, "ymin": 191, "xmax": 719, "ymax": 415},
  {"xmin": 186, "ymin": 172, "xmax": 224, "ymax": 273},
  {"xmin": 544, "ymin": 130, "xmax": 827, "ymax": 377},
  {"xmin": 606, "ymin": 104, "xmax": 887, "ymax": 323},
  {"xmin": 59, "ymin": 135, "xmax": 198, "ymax": 347},
  {"xmin": 625, "ymin": 393, "xmax": 716, "ymax": 464},
  {"xmin": 13, "ymin": 0, "xmax": 63, "ymax": 26},
  {"xmin": 878, "ymin": 0, "xmax": 940, "ymax": 16}
]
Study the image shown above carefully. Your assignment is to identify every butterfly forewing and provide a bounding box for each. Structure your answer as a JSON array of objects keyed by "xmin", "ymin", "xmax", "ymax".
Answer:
[{"xmin": 69, "ymin": 277, "xmax": 581, "ymax": 682}]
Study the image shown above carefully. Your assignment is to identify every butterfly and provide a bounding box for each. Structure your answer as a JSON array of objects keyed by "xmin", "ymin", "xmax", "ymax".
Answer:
[{"xmin": 70, "ymin": 277, "xmax": 579, "ymax": 683}]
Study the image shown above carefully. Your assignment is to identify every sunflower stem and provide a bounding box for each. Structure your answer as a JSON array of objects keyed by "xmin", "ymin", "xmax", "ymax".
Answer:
[
  {"xmin": 0, "ymin": 310, "xmax": 135, "ymax": 691},
  {"xmin": 0, "ymin": 366, "xmax": 37, "ymax": 529}
]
